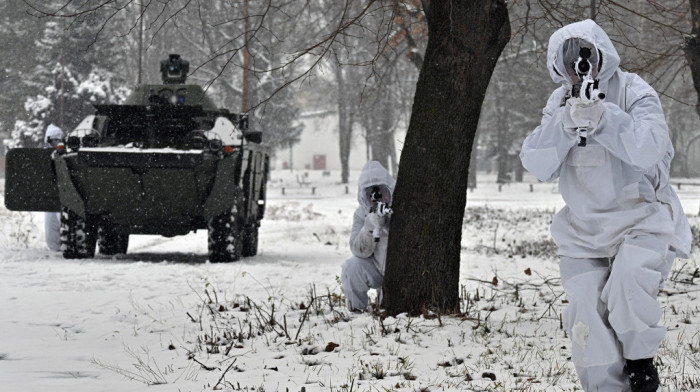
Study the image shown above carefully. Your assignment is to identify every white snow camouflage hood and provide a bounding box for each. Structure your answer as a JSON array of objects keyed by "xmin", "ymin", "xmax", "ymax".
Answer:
[
  {"xmin": 357, "ymin": 161, "xmax": 395, "ymax": 210},
  {"xmin": 547, "ymin": 19, "xmax": 620, "ymax": 87},
  {"xmin": 44, "ymin": 123, "xmax": 64, "ymax": 144}
]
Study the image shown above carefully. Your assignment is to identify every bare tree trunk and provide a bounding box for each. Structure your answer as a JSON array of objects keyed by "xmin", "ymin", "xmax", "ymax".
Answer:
[
  {"xmin": 496, "ymin": 105, "xmax": 510, "ymax": 184},
  {"xmin": 687, "ymin": 0, "xmax": 700, "ymax": 120},
  {"xmin": 388, "ymin": 136, "xmax": 399, "ymax": 176},
  {"xmin": 468, "ymin": 141, "xmax": 478, "ymax": 189},
  {"xmin": 514, "ymin": 157, "xmax": 524, "ymax": 182},
  {"xmin": 137, "ymin": 1, "xmax": 143, "ymax": 84},
  {"xmin": 59, "ymin": 52, "xmax": 65, "ymax": 129},
  {"xmin": 368, "ymin": 93, "xmax": 395, "ymax": 169},
  {"xmin": 335, "ymin": 63, "xmax": 353, "ymax": 184},
  {"xmin": 382, "ymin": 0, "xmax": 510, "ymax": 316},
  {"xmin": 242, "ymin": 0, "xmax": 250, "ymax": 113},
  {"xmin": 369, "ymin": 133, "xmax": 393, "ymax": 170}
]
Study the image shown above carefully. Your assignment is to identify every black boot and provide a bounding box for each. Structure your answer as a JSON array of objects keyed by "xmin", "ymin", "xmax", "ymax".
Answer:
[{"xmin": 627, "ymin": 358, "xmax": 660, "ymax": 392}]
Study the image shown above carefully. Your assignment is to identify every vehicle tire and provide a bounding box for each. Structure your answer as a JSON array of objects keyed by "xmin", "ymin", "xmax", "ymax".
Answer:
[
  {"xmin": 60, "ymin": 207, "xmax": 97, "ymax": 259},
  {"xmin": 208, "ymin": 207, "xmax": 242, "ymax": 263},
  {"xmin": 98, "ymin": 224, "xmax": 129, "ymax": 255},
  {"xmin": 241, "ymin": 224, "xmax": 258, "ymax": 257}
]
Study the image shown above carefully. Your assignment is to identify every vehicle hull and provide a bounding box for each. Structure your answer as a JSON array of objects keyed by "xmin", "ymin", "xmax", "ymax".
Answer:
[{"xmin": 5, "ymin": 147, "xmax": 267, "ymax": 237}]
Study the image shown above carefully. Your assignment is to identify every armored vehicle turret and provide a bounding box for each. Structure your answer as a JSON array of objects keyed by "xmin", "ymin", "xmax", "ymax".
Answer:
[{"xmin": 5, "ymin": 54, "xmax": 269, "ymax": 262}]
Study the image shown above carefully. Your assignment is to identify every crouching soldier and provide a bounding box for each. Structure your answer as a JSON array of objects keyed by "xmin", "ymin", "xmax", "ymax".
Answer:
[
  {"xmin": 340, "ymin": 161, "xmax": 394, "ymax": 312},
  {"xmin": 44, "ymin": 123, "xmax": 64, "ymax": 251}
]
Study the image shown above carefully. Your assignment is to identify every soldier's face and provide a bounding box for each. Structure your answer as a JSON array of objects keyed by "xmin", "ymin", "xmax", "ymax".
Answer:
[
  {"xmin": 47, "ymin": 138, "xmax": 61, "ymax": 148},
  {"xmin": 562, "ymin": 38, "xmax": 600, "ymax": 83},
  {"xmin": 364, "ymin": 185, "xmax": 392, "ymax": 207}
]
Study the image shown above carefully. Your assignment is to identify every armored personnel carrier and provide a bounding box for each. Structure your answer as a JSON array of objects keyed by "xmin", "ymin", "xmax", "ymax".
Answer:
[{"xmin": 5, "ymin": 54, "xmax": 269, "ymax": 262}]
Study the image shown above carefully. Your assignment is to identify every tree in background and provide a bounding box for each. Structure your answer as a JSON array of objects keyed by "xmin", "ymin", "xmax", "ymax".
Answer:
[
  {"xmin": 10, "ymin": 62, "xmax": 128, "ymax": 149},
  {"xmin": 333, "ymin": 60, "xmax": 357, "ymax": 184},
  {"xmin": 356, "ymin": 1, "xmax": 426, "ymax": 176},
  {"xmin": 473, "ymin": 1, "xmax": 560, "ymax": 184},
  {"xmin": 171, "ymin": 0, "xmax": 307, "ymax": 151},
  {"xmin": 324, "ymin": 1, "xmax": 423, "ymax": 182},
  {"xmin": 690, "ymin": 0, "xmax": 700, "ymax": 117},
  {"xmin": 601, "ymin": 0, "xmax": 699, "ymax": 177},
  {"xmin": 7, "ymin": 4, "xmax": 130, "ymax": 148},
  {"xmin": 685, "ymin": 0, "xmax": 700, "ymax": 172},
  {"xmin": 228, "ymin": 0, "xmax": 307, "ymax": 152},
  {"xmin": 0, "ymin": 2, "xmax": 44, "ymax": 141}
]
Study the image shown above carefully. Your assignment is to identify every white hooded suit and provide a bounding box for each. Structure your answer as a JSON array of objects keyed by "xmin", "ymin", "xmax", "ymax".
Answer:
[
  {"xmin": 341, "ymin": 161, "xmax": 395, "ymax": 311},
  {"xmin": 44, "ymin": 124, "xmax": 65, "ymax": 252},
  {"xmin": 520, "ymin": 20, "xmax": 691, "ymax": 391}
]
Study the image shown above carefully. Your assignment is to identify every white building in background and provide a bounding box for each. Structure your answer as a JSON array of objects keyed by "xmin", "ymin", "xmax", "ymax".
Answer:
[{"xmin": 270, "ymin": 111, "xmax": 405, "ymax": 172}]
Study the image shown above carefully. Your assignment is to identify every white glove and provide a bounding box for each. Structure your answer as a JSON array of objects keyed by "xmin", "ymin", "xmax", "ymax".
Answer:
[
  {"xmin": 364, "ymin": 212, "xmax": 385, "ymax": 231},
  {"xmin": 364, "ymin": 212, "xmax": 388, "ymax": 243},
  {"xmin": 561, "ymin": 100, "xmax": 578, "ymax": 134},
  {"xmin": 374, "ymin": 202, "xmax": 393, "ymax": 217},
  {"xmin": 563, "ymin": 97, "xmax": 605, "ymax": 132}
]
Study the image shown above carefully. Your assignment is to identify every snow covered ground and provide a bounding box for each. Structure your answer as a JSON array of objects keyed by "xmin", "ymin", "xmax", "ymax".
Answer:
[{"xmin": 1, "ymin": 170, "xmax": 699, "ymax": 392}]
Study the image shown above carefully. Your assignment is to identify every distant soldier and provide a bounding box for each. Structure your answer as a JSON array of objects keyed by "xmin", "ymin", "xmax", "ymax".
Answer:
[
  {"xmin": 340, "ymin": 161, "xmax": 394, "ymax": 312},
  {"xmin": 44, "ymin": 123, "xmax": 64, "ymax": 251}
]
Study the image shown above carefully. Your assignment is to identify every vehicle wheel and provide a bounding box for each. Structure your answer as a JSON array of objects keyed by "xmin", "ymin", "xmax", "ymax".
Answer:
[
  {"xmin": 98, "ymin": 224, "xmax": 129, "ymax": 255},
  {"xmin": 241, "ymin": 224, "xmax": 259, "ymax": 257},
  {"xmin": 208, "ymin": 207, "xmax": 242, "ymax": 263},
  {"xmin": 60, "ymin": 207, "xmax": 97, "ymax": 259}
]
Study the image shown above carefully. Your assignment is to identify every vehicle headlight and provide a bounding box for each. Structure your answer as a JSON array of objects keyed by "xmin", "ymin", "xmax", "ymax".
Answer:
[
  {"xmin": 66, "ymin": 136, "xmax": 81, "ymax": 150},
  {"xmin": 66, "ymin": 129, "xmax": 100, "ymax": 150},
  {"xmin": 208, "ymin": 138, "xmax": 223, "ymax": 152}
]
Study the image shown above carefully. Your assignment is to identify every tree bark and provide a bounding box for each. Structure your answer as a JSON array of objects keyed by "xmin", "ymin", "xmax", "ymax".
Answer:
[
  {"xmin": 382, "ymin": 0, "xmax": 510, "ymax": 316},
  {"xmin": 137, "ymin": 1, "xmax": 143, "ymax": 85},
  {"xmin": 687, "ymin": 0, "xmax": 700, "ymax": 119},
  {"xmin": 242, "ymin": 0, "xmax": 250, "ymax": 113},
  {"xmin": 366, "ymin": 88, "xmax": 396, "ymax": 171},
  {"xmin": 468, "ymin": 140, "xmax": 478, "ymax": 190},
  {"xmin": 335, "ymin": 63, "xmax": 353, "ymax": 184},
  {"xmin": 496, "ymin": 105, "xmax": 510, "ymax": 184}
]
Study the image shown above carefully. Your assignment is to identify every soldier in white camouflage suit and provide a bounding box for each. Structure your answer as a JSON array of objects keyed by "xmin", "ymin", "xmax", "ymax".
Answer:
[
  {"xmin": 340, "ymin": 161, "xmax": 394, "ymax": 312},
  {"xmin": 44, "ymin": 124, "xmax": 64, "ymax": 251},
  {"xmin": 520, "ymin": 20, "xmax": 691, "ymax": 392}
]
